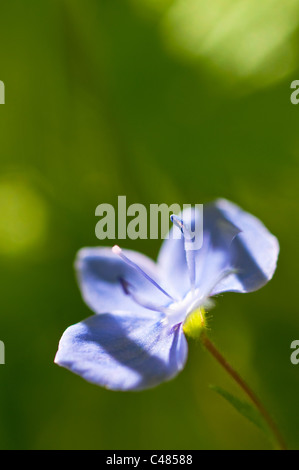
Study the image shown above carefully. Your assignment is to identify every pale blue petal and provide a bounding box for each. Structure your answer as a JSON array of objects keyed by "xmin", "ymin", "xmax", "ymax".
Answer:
[
  {"xmin": 209, "ymin": 199, "xmax": 279, "ymax": 294},
  {"xmin": 158, "ymin": 200, "xmax": 279, "ymax": 298},
  {"xmin": 55, "ymin": 311, "xmax": 188, "ymax": 391},
  {"xmin": 76, "ymin": 247, "xmax": 170, "ymax": 316}
]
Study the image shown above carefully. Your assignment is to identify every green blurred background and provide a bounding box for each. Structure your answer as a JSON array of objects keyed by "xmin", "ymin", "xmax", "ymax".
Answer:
[{"xmin": 0, "ymin": 0, "xmax": 299, "ymax": 450}]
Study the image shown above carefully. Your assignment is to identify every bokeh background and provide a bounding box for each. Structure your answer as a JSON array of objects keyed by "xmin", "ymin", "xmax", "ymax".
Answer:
[{"xmin": 0, "ymin": 0, "xmax": 299, "ymax": 450}]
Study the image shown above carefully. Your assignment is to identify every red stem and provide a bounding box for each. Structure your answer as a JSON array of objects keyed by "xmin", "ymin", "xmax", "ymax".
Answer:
[{"xmin": 201, "ymin": 332, "xmax": 287, "ymax": 450}]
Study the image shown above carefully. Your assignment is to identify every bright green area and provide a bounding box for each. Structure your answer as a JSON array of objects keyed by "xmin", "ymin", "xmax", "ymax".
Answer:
[{"xmin": 0, "ymin": 0, "xmax": 299, "ymax": 450}]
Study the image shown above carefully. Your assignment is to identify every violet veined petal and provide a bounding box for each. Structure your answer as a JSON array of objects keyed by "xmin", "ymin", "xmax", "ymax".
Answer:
[
  {"xmin": 158, "ymin": 205, "xmax": 240, "ymax": 298},
  {"xmin": 158, "ymin": 200, "xmax": 279, "ymax": 298},
  {"xmin": 76, "ymin": 247, "xmax": 171, "ymax": 316},
  {"xmin": 54, "ymin": 311, "xmax": 188, "ymax": 391}
]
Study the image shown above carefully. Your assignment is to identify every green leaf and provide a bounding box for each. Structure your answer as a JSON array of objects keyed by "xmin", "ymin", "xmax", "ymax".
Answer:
[{"xmin": 209, "ymin": 385, "xmax": 272, "ymax": 441}]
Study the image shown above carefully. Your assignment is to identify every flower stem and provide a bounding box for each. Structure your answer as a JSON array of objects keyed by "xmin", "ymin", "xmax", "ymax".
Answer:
[{"xmin": 200, "ymin": 332, "xmax": 287, "ymax": 450}]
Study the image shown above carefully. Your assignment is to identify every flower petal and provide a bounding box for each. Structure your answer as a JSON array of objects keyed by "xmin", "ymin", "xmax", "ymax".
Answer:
[
  {"xmin": 76, "ymin": 247, "xmax": 171, "ymax": 316},
  {"xmin": 158, "ymin": 200, "xmax": 279, "ymax": 298},
  {"xmin": 208, "ymin": 199, "xmax": 279, "ymax": 294},
  {"xmin": 54, "ymin": 311, "xmax": 188, "ymax": 391}
]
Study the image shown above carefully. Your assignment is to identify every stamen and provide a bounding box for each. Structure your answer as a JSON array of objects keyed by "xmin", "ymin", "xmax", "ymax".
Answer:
[
  {"xmin": 170, "ymin": 215, "xmax": 196, "ymax": 292},
  {"xmin": 170, "ymin": 215, "xmax": 194, "ymax": 242},
  {"xmin": 119, "ymin": 277, "xmax": 168, "ymax": 313},
  {"xmin": 112, "ymin": 245, "xmax": 174, "ymax": 300}
]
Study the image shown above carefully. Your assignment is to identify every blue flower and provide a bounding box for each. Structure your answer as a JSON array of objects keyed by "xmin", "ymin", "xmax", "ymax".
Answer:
[{"xmin": 55, "ymin": 199, "xmax": 279, "ymax": 391}]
